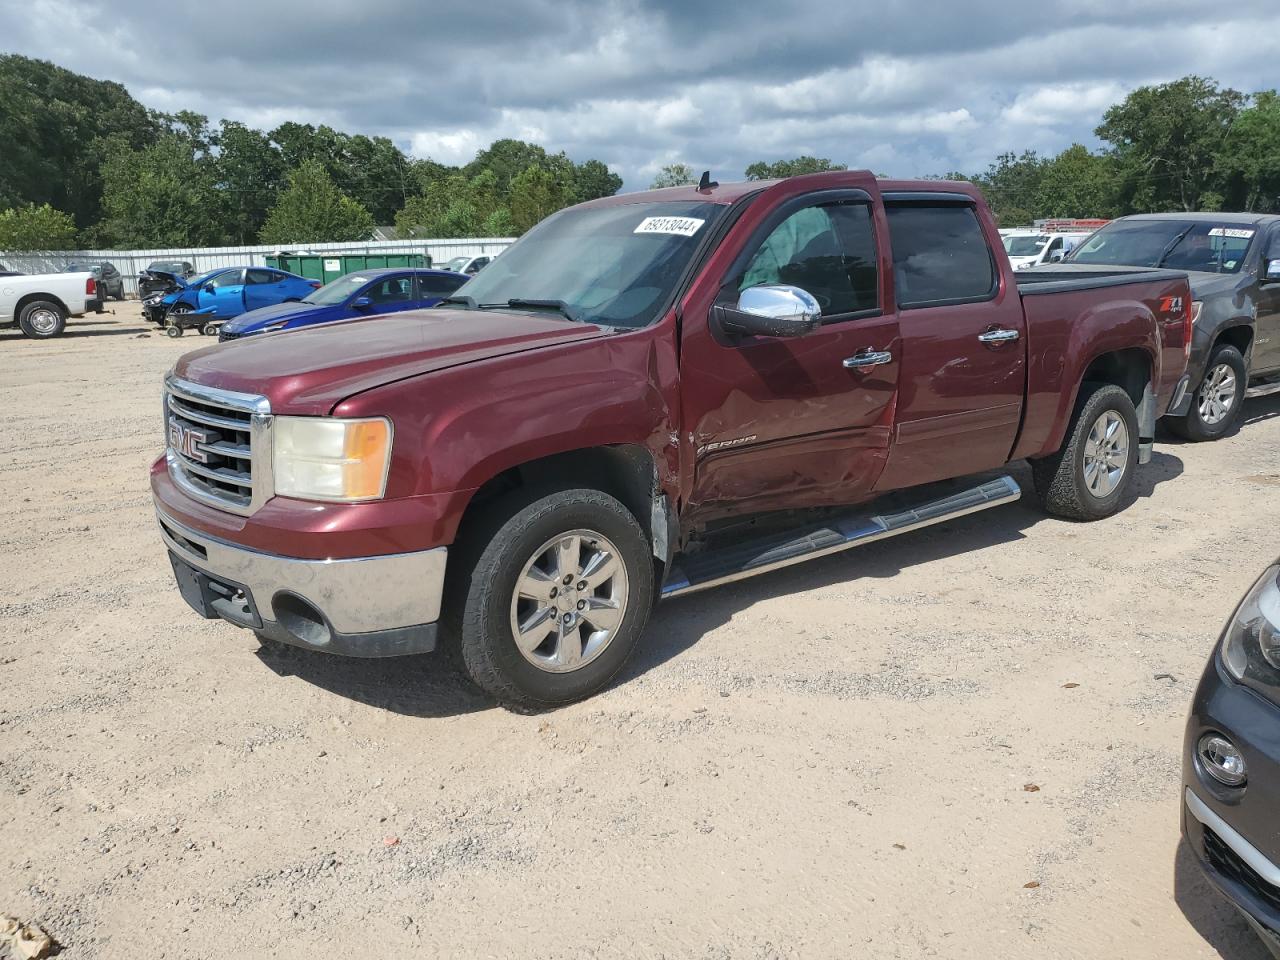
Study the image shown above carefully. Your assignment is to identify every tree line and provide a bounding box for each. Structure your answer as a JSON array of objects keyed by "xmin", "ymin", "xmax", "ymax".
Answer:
[{"xmin": 2, "ymin": 57, "xmax": 1279, "ymax": 253}]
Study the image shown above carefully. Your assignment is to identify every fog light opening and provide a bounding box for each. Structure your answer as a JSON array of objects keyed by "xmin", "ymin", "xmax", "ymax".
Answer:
[
  {"xmin": 273, "ymin": 593, "xmax": 333, "ymax": 648},
  {"xmin": 1199, "ymin": 733, "xmax": 1247, "ymax": 787}
]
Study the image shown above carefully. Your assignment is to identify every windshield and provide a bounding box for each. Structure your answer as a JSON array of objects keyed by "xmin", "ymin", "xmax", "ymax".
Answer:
[
  {"xmin": 1003, "ymin": 236, "xmax": 1049, "ymax": 257},
  {"xmin": 148, "ymin": 261, "xmax": 187, "ymax": 274},
  {"xmin": 306, "ymin": 273, "xmax": 372, "ymax": 305},
  {"xmin": 1069, "ymin": 219, "xmax": 1256, "ymax": 274},
  {"xmin": 443, "ymin": 256, "xmax": 469, "ymax": 272},
  {"xmin": 456, "ymin": 200, "xmax": 723, "ymax": 328}
]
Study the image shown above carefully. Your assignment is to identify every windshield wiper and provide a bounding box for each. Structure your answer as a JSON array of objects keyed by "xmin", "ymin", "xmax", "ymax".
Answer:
[
  {"xmin": 499, "ymin": 298, "xmax": 582, "ymax": 322},
  {"xmin": 440, "ymin": 294, "xmax": 477, "ymax": 309}
]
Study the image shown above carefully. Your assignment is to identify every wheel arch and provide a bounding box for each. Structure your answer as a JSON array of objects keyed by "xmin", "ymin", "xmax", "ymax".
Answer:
[
  {"xmin": 15, "ymin": 292, "xmax": 70, "ymax": 320},
  {"xmin": 1214, "ymin": 322, "xmax": 1254, "ymax": 361}
]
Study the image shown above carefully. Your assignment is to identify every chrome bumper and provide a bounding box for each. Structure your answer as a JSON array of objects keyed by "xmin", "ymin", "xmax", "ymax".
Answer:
[{"xmin": 156, "ymin": 508, "xmax": 446, "ymax": 657}]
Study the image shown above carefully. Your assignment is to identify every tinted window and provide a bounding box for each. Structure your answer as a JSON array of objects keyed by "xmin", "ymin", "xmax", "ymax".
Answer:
[
  {"xmin": 367, "ymin": 276, "xmax": 413, "ymax": 303},
  {"xmin": 738, "ymin": 202, "xmax": 879, "ymax": 317},
  {"xmin": 246, "ymin": 269, "xmax": 275, "ymax": 285},
  {"xmin": 1070, "ymin": 219, "xmax": 1257, "ymax": 274},
  {"xmin": 419, "ymin": 274, "xmax": 466, "ymax": 296},
  {"xmin": 886, "ymin": 204, "xmax": 996, "ymax": 307}
]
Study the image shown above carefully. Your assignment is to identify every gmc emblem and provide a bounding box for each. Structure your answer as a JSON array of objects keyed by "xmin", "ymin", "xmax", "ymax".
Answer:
[{"xmin": 168, "ymin": 418, "xmax": 213, "ymax": 463}]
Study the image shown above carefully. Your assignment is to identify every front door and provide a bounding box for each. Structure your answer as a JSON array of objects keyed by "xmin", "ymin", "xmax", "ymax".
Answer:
[
  {"xmin": 1254, "ymin": 226, "xmax": 1280, "ymax": 376},
  {"xmin": 202, "ymin": 269, "xmax": 247, "ymax": 317},
  {"xmin": 361, "ymin": 274, "xmax": 418, "ymax": 315},
  {"xmin": 680, "ymin": 187, "xmax": 900, "ymax": 521},
  {"xmin": 873, "ymin": 198, "xmax": 1027, "ymax": 491}
]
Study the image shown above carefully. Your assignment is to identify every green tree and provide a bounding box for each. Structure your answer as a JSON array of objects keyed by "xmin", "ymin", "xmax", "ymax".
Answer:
[
  {"xmin": 650, "ymin": 163, "xmax": 697, "ymax": 189},
  {"xmin": 1035, "ymin": 145, "xmax": 1119, "ymax": 219},
  {"xmin": 213, "ymin": 121, "xmax": 287, "ymax": 243},
  {"xmin": 0, "ymin": 203, "xmax": 78, "ymax": 250},
  {"xmin": 972, "ymin": 151, "xmax": 1045, "ymax": 225},
  {"xmin": 93, "ymin": 132, "xmax": 225, "ymax": 247},
  {"xmin": 1217, "ymin": 91, "xmax": 1280, "ymax": 212},
  {"xmin": 259, "ymin": 160, "xmax": 374, "ymax": 244},
  {"xmin": 1096, "ymin": 76, "xmax": 1245, "ymax": 212},
  {"xmin": 509, "ymin": 165, "xmax": 574, "ymax": 233},
  {"xmin": 572, "ymin": 158, "xmax": 623, "ymax": 201},
  {"xmin": 744, "ymin": 157, "xmax": 847, "ymax": 180}
]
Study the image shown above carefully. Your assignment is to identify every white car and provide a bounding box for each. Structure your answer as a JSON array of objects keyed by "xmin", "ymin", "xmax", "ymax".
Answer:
[
  {"xmin": 441, "ymin": 254, "xmax": 493, "ymax": 276},
  {"xmin": 1002, "ymin": 230, "xmax": 1090, "ymax": 270},
  {"xmin": 0, "ymin": 271, "xmax": 102, "ymax": 339}
]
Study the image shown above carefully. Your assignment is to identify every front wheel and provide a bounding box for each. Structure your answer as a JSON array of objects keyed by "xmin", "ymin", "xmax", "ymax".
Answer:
[
  {"xmin": 1032, "ymin": 383, "xmax": 1139, "ymax": 521},
  {"xmin": 450, "ymin": 487, "xmax": 654, "ymax": 709},
  {"xmin": 1167, "ymin": 344, "xmax": 1247, "ymax": 442}
]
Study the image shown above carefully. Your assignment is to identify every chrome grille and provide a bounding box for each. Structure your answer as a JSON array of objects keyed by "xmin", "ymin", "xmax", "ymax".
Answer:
[{"xmin": 164, "ymin": 376, "xmax": 271, "ymax": 515}]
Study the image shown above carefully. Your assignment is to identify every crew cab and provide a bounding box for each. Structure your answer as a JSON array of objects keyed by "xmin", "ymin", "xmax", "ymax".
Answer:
[
  {"xmin": 1059, "ymin": 213, "xmax": 1280, "ymax": 440},
  {"xmin": 1, "ymin": 270, "xmax": 101, "ymax": 339},
  {"xmin": 151, "ymin": 172, "xmax": 1191, "ymax": 708}
]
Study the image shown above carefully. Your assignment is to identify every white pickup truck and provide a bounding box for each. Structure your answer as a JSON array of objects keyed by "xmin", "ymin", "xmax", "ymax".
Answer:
[{"xmin": 0, "ymin": 271, "xmax": 102, "ymax": 339}]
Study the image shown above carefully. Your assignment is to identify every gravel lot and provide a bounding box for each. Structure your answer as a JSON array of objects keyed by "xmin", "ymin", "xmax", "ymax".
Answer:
[{"xmin": 3, "ymin": 307, "xmax": 1279, "ymax": 959}]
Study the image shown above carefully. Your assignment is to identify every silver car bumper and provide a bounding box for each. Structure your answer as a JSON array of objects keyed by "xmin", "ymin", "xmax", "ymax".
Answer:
[{"xmin": 156, "ymin": 509, "xmax": 446, "ymax": 657}]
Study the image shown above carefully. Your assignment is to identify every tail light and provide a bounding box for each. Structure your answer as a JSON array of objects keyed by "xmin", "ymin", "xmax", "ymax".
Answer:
[
  {"xmin": 86, "ymin": 277, "xmax": 96, "ymax": 296},
  {"xmin": 309, "ymin": 281, "xmax": 322, "ymax": 289}
]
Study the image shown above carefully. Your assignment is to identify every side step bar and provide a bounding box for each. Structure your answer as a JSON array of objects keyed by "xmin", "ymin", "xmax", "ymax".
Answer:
[
  {"xmin": 1246, "ymin": 381, "xmax": 1280, "ymax": 400},
  {"xmin": 661, "ymin": 475, "xmax": 1022, "ymax": 599}
]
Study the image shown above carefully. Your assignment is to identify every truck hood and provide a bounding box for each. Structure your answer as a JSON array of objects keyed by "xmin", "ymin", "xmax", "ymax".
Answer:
[{"xmin": 175, "ymin": 308, "xmax": 612, "ymax": 414}]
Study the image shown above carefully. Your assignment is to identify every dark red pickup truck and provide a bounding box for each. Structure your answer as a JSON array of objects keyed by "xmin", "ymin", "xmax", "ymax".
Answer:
[{"xmin": 152, "ymin": 171, "xmax": 1191, "ymax": 707}]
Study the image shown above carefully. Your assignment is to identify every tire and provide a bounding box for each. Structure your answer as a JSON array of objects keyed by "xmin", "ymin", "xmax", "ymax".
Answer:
[
  {"xmin": 448, "ymin": 487, "xmax": 655, "ymax": 709},
  {"xmin": 1166, "ymin": 344, "xmax": 1247, "ymax": 442},
  {"xmin": 202, "ymin": 323, "xmax": 219, "ymax": 337},
  {"xmin": 165, "ymin": 325, "xmax": 183, "ymax": 338},
  {"xmin": 1032, "ymin": 383, "xmax": 1139, "ymax": 521},
  {"xmin": 18, "ymin": 299, "xmax": 67, "ymax": 339}
]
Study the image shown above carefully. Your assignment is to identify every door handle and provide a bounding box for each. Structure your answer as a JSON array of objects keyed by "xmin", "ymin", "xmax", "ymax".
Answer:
[
  {"xmin": 843, "ymin": 350, "xmax": 893, "ymax": 369},
  {"xmin": 978, "ymin": 328, "xmax": 1020, "ymax": 343}
]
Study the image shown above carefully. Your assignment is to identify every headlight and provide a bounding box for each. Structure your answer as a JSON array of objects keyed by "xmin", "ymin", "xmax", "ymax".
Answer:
[
  {"xmin": 272, "ymin": 416, "xmax": 392, "ymax": 502},
  {"xmin": 1221, "ymin": 564, "xmax": 1280, "ymax": 688},
  {"xmin": 1191, "ymin": 300, "xmax": 1203, "ymax": 324}
]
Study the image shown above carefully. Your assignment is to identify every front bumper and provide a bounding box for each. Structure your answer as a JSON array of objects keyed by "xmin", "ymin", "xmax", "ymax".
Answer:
[
  {"xmin": 156, "ymin": 508, "xmax": 446, "ymax": 657},
  {"xmin": 1183, "ymin": 656, "xmax": 1280, "ymax": 955}
]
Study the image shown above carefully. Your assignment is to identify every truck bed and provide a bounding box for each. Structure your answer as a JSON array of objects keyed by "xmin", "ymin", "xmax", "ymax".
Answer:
[{"xmin": 1016, "ymin": 266, "xmax": 1189, "ymax": 295}]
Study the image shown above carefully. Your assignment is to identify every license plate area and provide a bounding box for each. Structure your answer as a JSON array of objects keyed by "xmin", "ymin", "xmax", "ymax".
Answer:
[{"xmin": 168, "ymin": 552, "xmax": 263, "ymax": 629}]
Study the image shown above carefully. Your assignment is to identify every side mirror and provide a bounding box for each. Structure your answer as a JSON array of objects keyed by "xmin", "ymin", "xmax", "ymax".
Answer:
[
  {"xmin": 203, "ymin": 284, "xmax": 216, "ymax": 293},
  {"xmin": 352, "ymin": 296, "xmax": 373, "ymax": 310},
  {"xmin": 1265, "ymin": 259, "xmax": 1280, "ymax": 282},
  {"xmin": 713, "ymin": 284, "xmax": 822, "ymax": 338},
  {"xmin": 1049, "ymin": 251, "xmax": 1064, "ymax": 263}
]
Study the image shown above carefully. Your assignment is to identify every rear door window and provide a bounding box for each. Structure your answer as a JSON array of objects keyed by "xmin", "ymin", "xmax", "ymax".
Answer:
[
  {"xmin": 418, "ymin": 274, "xmax": 467, "ymax": 297},
  {"xmin": 886, "ymin": 203, "xmax": 996, "ymax": 308},
  {"xmin": 246, "ymin": 269, "xmax": 275, "ymax": 285}
]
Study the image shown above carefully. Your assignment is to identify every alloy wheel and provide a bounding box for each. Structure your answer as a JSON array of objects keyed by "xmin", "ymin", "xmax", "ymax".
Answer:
[
  {"xmin": 1197, "ymin": 363, "xmax": 1238, "ymax": 426},
  {"xmin": 1082, "ymin": 410, "xmax": 1129, "ymax": 498}
]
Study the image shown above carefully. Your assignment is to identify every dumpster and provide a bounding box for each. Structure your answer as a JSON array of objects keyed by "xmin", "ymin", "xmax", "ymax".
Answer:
[{"xmin": 266, "ymin": 252, "xmax": 430, "ymax": 284}]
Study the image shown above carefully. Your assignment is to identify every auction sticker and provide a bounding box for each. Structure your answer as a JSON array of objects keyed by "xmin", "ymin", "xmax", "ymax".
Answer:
[
  {"xmin": 634, "ymin": 216, "xmax": 705, "ymax": 237},
  {"xmin": 1208, "ymin": 228, "xmax": 1255, "ymax": 239}
]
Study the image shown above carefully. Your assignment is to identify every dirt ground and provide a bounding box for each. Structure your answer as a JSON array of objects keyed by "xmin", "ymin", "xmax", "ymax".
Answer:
[{"xmin": 2, "ymin": 307, "xmax": 1279, "ymax": 959}]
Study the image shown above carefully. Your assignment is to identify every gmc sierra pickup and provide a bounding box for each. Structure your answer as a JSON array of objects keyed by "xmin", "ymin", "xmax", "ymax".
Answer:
[{"xmin": 152, "ymin": 171, "xmax": 1192, "ymax": 707}]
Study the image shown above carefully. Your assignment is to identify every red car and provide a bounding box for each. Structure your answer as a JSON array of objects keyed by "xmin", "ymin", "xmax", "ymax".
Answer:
[{"xmin": 152, "ymin": 171, "xmax": 1192, "ymax": 707}]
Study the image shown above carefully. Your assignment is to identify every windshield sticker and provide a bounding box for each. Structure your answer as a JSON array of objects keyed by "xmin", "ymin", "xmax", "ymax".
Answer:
[
  {"xmin": 1208, "ymin": 228, "xmax": 1255, "ymax": 239},
  {"xmin": 634, "ymin": 216, "xmax": 706, "ymax": 238}
]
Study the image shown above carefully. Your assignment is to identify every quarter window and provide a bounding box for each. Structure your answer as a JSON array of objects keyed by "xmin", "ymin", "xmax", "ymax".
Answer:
[
  {"xmin": 886, "ymin": 204, "xmax": 996, "ymax": 308},
  {"xmin": 738, "ymin": 202, "xmax": 879, "ymax": 318},
  {"xmin": 246, "ymin": 269, "xmax": 275, "ymax": 285}
]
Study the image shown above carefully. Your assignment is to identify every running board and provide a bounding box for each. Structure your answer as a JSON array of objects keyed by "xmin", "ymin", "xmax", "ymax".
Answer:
[
  {"xmin": 1246, "ymin": 381, "xmax": 1280, "ymax": 400},
  {"xmin": 660, "ymin": 475, "xmax": 1022, "ymax": 599}
]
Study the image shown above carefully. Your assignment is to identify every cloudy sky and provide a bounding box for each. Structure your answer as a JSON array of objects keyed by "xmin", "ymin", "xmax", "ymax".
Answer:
[{"xmin": 8, "ymin": 0, "xmax": 1280, "ymax": 189}]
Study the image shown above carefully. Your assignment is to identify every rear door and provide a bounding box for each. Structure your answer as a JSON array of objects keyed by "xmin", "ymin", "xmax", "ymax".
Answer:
[
  {"xmin": 681, "ymin": 184, "xmax": 901, "ymax": 519},
  {"xmin": 873, "ymin": 195, "xmax": 1027, "ymax": 491},
  {"xmin": 245, "ymin": 269, "xmax": 291, "ymax": 311}
]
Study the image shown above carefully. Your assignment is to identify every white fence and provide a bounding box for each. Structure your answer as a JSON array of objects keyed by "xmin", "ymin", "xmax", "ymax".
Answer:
[{"xmin": 0, "ymin": 237, "xmax": 515, "ymax": 298}]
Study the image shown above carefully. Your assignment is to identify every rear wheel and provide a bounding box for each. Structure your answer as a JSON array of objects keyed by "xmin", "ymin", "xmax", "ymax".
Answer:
[
  {"xmin": 18, "ymin": 300, "xmax": 66, "ymax": 339},
  {"xmin": 1167, "ymin": 344, "xmax": 1246, "ymax": 442},
  {"xmin": 449, "ymin": 487, "xmax": 654, "ymax": 709},
  {"xmin": 1032, "ymin": 383, "xmax": 1139, "ymax": 521}
]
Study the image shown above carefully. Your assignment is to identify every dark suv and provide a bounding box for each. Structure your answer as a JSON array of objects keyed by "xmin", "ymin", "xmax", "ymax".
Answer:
[
  {"xmin": 65, "ymin": 260, "xmax": 125, "ymax": 301},
  {"xmin": 1064, "ymin": 213, "xmax": 1280, "ymax": 440}
]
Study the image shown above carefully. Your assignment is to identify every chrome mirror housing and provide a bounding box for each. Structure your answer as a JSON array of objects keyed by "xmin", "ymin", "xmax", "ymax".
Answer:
[{"xmin": 715, "ymin": 284, "xmax": 822, "ymax": 338}]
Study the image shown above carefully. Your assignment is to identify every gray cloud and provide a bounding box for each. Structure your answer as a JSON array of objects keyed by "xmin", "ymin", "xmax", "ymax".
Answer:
[{"xmin": 9, "ymin": 0, "xmax": 1280, "ymax": 189}]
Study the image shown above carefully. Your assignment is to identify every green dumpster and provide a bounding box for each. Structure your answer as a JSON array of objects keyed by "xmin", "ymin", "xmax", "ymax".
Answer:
[{"xmin": 266, "ymin": 252, "xmax": 430, "ymax": 284}]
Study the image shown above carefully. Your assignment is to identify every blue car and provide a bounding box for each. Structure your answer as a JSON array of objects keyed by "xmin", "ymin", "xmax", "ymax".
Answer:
[
  {"xmin": 217, "ymin": 268, "xmax": 469, "ymax": 342},
  {"xmin": 152, "ymin": 266, "xmax": 321, "ymax": 331}
]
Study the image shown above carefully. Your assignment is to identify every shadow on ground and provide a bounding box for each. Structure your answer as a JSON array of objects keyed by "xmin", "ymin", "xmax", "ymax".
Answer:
[{"xmin": 1174, "ymin": 839, "xmax": 1273, "ymax": 959}]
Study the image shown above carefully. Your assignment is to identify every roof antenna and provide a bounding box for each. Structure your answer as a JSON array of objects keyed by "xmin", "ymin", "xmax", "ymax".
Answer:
[{"xmin": 698, "ymin": 170, "xmax": 718, "ymax": 191}]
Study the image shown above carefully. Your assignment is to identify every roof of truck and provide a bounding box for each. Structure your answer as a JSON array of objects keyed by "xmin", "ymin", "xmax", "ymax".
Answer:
[
  {"xmin": 581, "ymin": 172, "xmax": 980, "ymax": 208},
  {"xmin": 1118, "ymin": 212, "xmax": 1280, "ymax": 225}
]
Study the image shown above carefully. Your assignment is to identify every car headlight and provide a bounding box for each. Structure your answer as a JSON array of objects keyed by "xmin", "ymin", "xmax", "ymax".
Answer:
[
  {"xmin": 1221, "ymin": 564, "xmax": 1280, "ymax": 690},
  {"xmin": 272, "ymin": 416, "xmax": 392, "ymax": 502}
]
